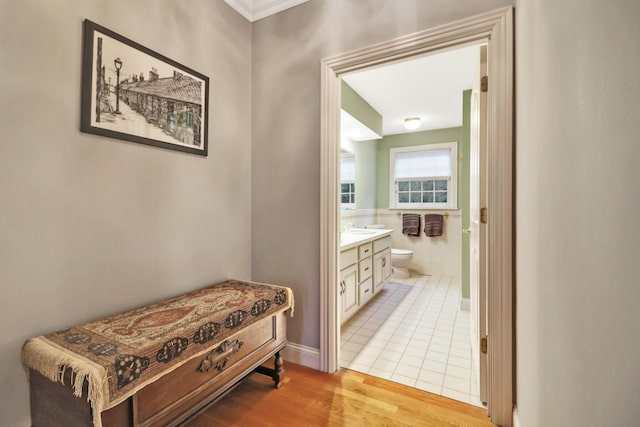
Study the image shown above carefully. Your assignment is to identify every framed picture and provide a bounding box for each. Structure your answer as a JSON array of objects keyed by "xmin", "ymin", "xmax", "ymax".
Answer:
[{"xmin": 81, "ymin": 19, "xmax": 209, "ymax": 156}]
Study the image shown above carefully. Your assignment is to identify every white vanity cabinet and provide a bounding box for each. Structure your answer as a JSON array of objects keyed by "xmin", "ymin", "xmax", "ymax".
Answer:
[
  {"xmin": 339, "ymin": 230, "xmax": 392, "ymax": 325},
  {"xmin": 339, "ymin": 248, "xmax": 359, "ymax": 322},
  {"xmin": 373, "ymin": 236, "xmax": 392, "ymax": 294}
]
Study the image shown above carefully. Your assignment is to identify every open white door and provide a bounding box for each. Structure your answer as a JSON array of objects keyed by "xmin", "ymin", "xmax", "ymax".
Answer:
[{"xmin": 469, "ymin": 45, "xmax": 488, "ymax": 403}]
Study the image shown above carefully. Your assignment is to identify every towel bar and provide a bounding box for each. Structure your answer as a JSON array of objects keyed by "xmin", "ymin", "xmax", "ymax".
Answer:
[{"xmin": 395, "ymin": 212, "xmax": 449, "ymax": 219}]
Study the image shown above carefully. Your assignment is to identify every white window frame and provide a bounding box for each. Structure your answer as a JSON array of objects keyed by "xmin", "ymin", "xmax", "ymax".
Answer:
[
  {"xmin": 389, "ymin": 142, "xmax": 458, "ymax": 209},
  {"xmin": 340, "ymin": 181, "xmax": 356, "ymax": 210}
]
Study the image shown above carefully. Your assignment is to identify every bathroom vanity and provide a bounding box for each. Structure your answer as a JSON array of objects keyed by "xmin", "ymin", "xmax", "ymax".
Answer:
[{"xmin": 339, "ymin": 229, "xmax": 392, "ymax": 324}]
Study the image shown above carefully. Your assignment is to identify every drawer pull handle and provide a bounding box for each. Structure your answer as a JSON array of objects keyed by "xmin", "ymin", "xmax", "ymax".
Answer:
[
  {"xmin": 198, "ymin": 339, "xmax": 244, "ymax": 373},
  {"xmin": 382, "ymin": 258, "xmax": 386, "ymax": 267},
  {"xmin": 364, "ymin": 289, "xmax": 370, "ymax": 293},
  {"xmin": 364, "ymin": 267, "xmax": 369, "ymax": 271}
]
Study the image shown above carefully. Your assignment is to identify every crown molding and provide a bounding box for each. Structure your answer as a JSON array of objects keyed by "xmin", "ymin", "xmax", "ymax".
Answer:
[{"xmin": 224, "ymin": 0, "xmax": 310, "ymax": 22}]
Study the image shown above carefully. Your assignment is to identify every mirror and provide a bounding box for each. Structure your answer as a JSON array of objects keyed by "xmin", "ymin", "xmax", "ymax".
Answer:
[{"xmin": 340, "ymin": 149, "xmax": 355, "ymax": 210}]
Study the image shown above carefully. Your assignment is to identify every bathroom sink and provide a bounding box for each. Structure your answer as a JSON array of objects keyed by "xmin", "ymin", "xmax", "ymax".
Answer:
[{"xmin": 342, "ymin": 229, "xmax": 377, "ymax": 234}]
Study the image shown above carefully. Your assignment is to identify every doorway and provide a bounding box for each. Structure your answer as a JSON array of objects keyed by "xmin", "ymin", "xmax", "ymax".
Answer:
[
  {"xmin": 336, "ymin": 43, "xmax": 484, "ymax": 406},
  {"xmin": 319, "ymin": 7, "xmax": 514, "ymax": 427}
]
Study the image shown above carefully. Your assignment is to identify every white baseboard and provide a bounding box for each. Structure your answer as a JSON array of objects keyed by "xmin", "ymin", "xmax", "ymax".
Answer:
[
  {"xmin": 281, "ymin": 342, "xmax": 320, "ymax": 370},
  {"xmin": 459, "ymin": 297, "xmax": 470, "ymax": 311},
  {"xmin": 513, "ymin": 406, "xmax": 521, "ymax": 427}
]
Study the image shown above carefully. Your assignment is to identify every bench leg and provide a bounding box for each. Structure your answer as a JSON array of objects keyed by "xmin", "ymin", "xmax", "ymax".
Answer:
[
  {"xmin": 273, "ymin": 351, "xmax": 284, "ymax": 388},
  {"xmin": 255, "ymin": 351, "xmax": 285, "ymax": 389}
]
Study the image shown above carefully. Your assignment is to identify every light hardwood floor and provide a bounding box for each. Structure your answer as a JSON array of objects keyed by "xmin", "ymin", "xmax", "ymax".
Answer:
[{"xmin": 186, "ymin": 363, "xmax": 495, "ymax": 426}]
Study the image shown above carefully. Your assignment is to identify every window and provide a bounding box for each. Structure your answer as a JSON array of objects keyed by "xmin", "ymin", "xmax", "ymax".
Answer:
[
  {"xmin": 186, "ymin": 107, "xmax": 194, "ymax": 128},
  {"xmin": 341, "ymin": 182, "xmax": 355, "ymax": 206},
  {"xmin": 340, "ymin": 155, "xmax": 356, "ymax": 209},
  {"xmin": 390, "ymin": 142, "xmax": 457, "ymax": 209},
  {"xmin": 167, "ymin": 102, "xmax": 175, "ymax": 131}
]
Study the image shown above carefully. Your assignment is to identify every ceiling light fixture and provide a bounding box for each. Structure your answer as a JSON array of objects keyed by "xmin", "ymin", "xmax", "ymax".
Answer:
[{"xmin": 403, "ymin": 117, "xmax": 421, "ymax": 130}]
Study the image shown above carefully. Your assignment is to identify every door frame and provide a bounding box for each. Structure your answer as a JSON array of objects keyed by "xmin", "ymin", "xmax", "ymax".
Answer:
[{"xmin": 319, "ymin": 7, "xmax": 514, "ymax": 426}]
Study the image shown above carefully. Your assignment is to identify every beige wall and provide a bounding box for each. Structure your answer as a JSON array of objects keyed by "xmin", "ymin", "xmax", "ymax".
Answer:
[
  {"xmin": 515, "ymin": 0, "xmax": 640, "ymax": 425},
  {"xmin": 0, "ymin": 1, "xmax": 251, "ymax": 425},
  {"xmin": 9, "ymin": 2, "xmax": 639, "ymax": 426},
  {"xmin": 251, "ymin": 0, "xmax": 513, "ymax": 348}
]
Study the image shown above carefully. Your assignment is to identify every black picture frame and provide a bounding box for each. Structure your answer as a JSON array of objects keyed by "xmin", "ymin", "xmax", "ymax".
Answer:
[{"xmin": 81, "ymin": 19, "xmax": 209, "ymax": 156}]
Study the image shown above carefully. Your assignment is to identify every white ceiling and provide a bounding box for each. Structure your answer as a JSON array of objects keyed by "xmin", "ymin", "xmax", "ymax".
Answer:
[
  {"xmin": 224, "ymin": 0, "xmax": 310, "ymax": 22},
  {"xmin": 342, "ymin": 45, "xmax": 481, "ymax": 136}
]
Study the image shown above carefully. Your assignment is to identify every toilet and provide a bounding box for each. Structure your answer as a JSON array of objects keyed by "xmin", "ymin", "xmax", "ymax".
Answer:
[{"xmin": 391, "ymin": 248, "xmax": 413, "ymax": 278}]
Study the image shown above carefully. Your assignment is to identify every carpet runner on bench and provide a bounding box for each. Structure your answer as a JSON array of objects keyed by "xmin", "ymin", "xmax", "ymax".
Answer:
[{"xmin": 22, "ymin": 279, "xmax": 294, "ymax": 427}]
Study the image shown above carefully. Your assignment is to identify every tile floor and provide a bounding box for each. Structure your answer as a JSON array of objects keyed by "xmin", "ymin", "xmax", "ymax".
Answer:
[{"xmin": 340, "ymin": 274, "xmax": 484, "ymax": 407}]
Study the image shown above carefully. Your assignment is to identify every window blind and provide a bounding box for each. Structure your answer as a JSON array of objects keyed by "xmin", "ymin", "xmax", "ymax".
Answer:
[
  {"xmin": 340, "ymin": 157, "xmax": 355, "ymax": 181},
  {"xmin": 394, "ymin": 149, "xmax": 451, "ymax": 179}
]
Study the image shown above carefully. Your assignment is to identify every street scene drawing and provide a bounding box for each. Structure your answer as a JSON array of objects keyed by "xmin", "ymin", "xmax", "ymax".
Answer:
[{"xmin": 82, "ymin": 21, "xmax": 208, "ymax": 155}]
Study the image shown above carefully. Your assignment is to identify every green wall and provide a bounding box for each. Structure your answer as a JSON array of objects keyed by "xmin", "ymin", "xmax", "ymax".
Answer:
[
  {"xmin": 344, "ymin": 89, "xmax": 471, "ymax": 297},
  {"xmin": 353, "ymin": 140, "xmax": 377, "ymax": 209},
  {"xmin": 373, "ymin": 90, "xmax": 471, "ymax": 298},
  {"xmin": 341, "ymin": 81, "xmax": 383, "ymax": 136},
  {"xmin": 375, "ymin": 127, "xmax": 464, "ymax": 208},
  {"xmin": 341, "ymin": 81, "xmax": 381, "ymax": 209}
]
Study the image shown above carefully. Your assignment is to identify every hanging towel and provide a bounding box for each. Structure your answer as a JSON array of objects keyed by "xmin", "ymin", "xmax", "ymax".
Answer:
[
  {"xmin": 402, "ymin": 213, "xmax": 421, "ymax": 236},
  {"xmin": 424, "ymin": 214, "xmax": 444, "ymax": 237}
]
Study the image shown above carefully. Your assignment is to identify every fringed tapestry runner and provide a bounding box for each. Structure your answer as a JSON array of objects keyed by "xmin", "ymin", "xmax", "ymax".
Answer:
[{"xmin": 22, "ymin": 279, "xmax": 294, "ymax": 427}]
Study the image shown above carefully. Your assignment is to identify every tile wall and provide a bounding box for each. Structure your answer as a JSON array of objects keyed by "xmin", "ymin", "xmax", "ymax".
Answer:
[{"xmin": 340, "ymin": 209, "xmax": 462, "ymax": 277}]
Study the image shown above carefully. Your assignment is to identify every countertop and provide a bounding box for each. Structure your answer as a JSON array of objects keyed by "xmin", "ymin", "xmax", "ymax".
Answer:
[{"xmin": 339, "ymin": 229, "xmax": 393, "ymax": 251}]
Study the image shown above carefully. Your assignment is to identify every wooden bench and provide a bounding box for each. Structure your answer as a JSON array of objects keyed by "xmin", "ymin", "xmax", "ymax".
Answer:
[{"xmin": 22, "ymin": 280, "xmax": 293, "ymax": 427}]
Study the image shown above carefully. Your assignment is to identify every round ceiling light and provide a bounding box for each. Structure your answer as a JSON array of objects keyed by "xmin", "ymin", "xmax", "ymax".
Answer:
[{"xmin": 403, "ymin": 117, "xmax": 421, "ymax": 130}]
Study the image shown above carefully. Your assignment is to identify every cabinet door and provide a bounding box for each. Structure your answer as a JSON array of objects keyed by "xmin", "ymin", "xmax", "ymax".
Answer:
[
  {"xmin": 373, "ymin": 248, "xmax": 392, "ymax": 294},
  {"xmin": 340, "ymin": 263, "xmax": 359, "ymax": 324},
  {"xmin": 382, "ymin": 248, "xmax": 392, "ymax": 281},
  {"xmin": 373, "ymin": 252, "xmax": 384, "ymax": 293}
]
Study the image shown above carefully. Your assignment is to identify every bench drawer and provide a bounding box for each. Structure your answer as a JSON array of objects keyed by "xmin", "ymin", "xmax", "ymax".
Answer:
[{"xmin": 133, "ymin": 313, "xmax": 287, "ymax": 426}]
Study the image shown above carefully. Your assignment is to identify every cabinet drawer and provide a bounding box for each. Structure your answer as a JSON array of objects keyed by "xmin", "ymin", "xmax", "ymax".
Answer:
[
  {"xmin": 133, "ymin": 314, "xmax": 285, "ymax": 426},
  {"xmin": 359, "ymin": 277, "xmax": 373, "ymax": 306},
  {"xmin": 340, "ymin": 247, "xmax": 358, "ymax": 268},
  {"xmin": 358, "ymin": 242, "xmax": 373, "ymax": 259},
  {"xmin": 359, "ymin": 257, "xmax": 372, "ymax": 281},
  {"xmin": 373, "ymin": 236, "xmax": 391, "ymax": 253}
]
